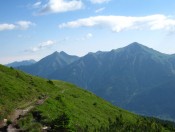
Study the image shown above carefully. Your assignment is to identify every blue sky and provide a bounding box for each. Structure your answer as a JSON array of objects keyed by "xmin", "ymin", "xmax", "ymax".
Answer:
[{"xmin": 1, "ymin": 0, "xmax": 175, "ymax": 64}]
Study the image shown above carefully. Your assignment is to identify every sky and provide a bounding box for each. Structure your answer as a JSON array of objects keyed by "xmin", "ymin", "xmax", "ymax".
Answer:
[{"xmin": 1, "ymin": 0, "xmax": 175, "ymax": 64}]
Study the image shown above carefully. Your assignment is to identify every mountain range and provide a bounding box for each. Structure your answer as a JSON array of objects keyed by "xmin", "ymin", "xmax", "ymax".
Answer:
[{"xmin": 17, "ymin": 42, "xmax": 175, "ymax": 120}]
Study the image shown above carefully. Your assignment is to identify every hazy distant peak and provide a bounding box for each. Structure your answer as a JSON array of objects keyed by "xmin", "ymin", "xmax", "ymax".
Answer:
[
  {"xmin": 122, "ymin": 42, "xmax": 153, "ymax": 53},
  {"xmin": 60, "ymin": 51, "xmax": 67, "ymax": 55},
  {"xmin": 51, "ymin": 51, "xmax": 59, "ymax": 55},
  {"xmin": 130, "ymin": 42, "xmax": 142, "ymax": 45},
  {"xmin": 87, "ymin": 52, "xmax": 94, "ymax": 55},
  {"xmin": 125, "ymin": 42, "xmax": 146, "ymax": 49},
  {"xmin": 51, "ymin": 51, "xmax": 74, "ymax": 57},
  {"xmin": 6, "ymin": 59, "xmax": 36, "ymax": 67}
]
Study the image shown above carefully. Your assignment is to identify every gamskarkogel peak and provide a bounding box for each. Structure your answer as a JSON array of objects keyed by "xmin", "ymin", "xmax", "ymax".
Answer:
[
  {"xmin": 125, "ymin": 42, "xmax": 146, "ymax": 50},
  {"xmin": 122, "ymin": 42, "xmax": 161, "ymax": 55}
]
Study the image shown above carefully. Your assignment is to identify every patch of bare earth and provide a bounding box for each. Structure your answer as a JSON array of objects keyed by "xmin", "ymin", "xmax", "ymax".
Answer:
[{"xmin": 0, "ymin": 97, "xmax": 48, "ymax": 132}]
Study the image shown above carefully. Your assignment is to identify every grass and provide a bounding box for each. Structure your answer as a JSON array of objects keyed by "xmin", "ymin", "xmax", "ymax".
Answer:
[{"xmin": 0, "ymin": 64, "xmax": 175, "ymax": 131}]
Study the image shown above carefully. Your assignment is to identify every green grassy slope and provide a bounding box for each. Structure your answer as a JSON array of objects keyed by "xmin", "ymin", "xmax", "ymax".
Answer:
[{"xmin": 0, "ymin": 64, "xmax": 175, "ymax": 131}]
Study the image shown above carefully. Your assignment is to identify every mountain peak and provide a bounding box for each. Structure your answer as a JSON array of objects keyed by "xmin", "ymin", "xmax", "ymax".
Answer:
[
  {"xmin": 60, "ymin": 51, "xmax": 68, "ymax": 56},
  {"xmin": 126, "ymin": 42, "xmax": 145, "ymax": 49},
  {"xmin": 120, "ymin": 42, "xmax": 169, "ymax": 59},
  {"xmin": 51, "ymin": 51, "xmax": 68, "ymax": 56},
  {"xmin": 51, "ymin": 51, "xmax": 59, "ymax": 56},
  {"xmin": 44, "ymin": 51, "xmax": 79, "ymax": 63},
  {"xmin": 123, "ymin": 42, "xmax": 154, "ymax": 54},
  {"xmin": 130, "ymin": 42, "xmax": 142, "ymax": 45},
  {"xmin": 17, "ymin": 51, "xmax": 80, "ymax": 77}
]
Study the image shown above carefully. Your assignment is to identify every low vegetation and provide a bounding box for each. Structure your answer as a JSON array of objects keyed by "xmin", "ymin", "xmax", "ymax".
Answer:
[{"xmin": 0, "ymin": 64, "xmax": 175, "ymax": 131}]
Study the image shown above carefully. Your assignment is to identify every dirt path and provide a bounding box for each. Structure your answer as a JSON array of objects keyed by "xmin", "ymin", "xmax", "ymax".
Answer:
[
  {"xmin": 14, "ymin": 97, "xmax": 47, "ymax": 119},
  {"xmin": 10, "ymin": 106, "xmax": 35, "ymax": 122},
  {"xmin": 0, "ymin": 97, "xmax": 48, "ymax": 132},
  {"xmin": 7, "ymin": 124, "xmax": 19, "ymax": 132}
]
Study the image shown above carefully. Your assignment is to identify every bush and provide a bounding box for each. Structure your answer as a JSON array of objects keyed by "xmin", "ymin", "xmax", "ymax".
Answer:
[
  {"xmin": 47, "ymin": 80, "xmax": 54, "ymax": 85},
  {"xmin": 50, "ymin": 112, "xmax": 70, "ymax": 131},
  {"xmin": 6, "ymin": 120, "xmax": 12, "ymax": 125},
  {"xmin": 93, "ymin": 102, "xmax": 97, "ymax": 106},
  {"xmin": 10, "ymin": 67, "xmax": 14, "ymax": 70}
]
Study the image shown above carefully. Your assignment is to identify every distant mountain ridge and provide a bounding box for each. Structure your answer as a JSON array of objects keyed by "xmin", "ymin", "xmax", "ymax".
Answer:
[
  {"xmin": 17, "ymin": 51, "xmax": 79, "ymax": 78},
  {"xmin": 6, "ymin": 59, "xmax": 36, "ymax": 67},
  {"xmin": 17, "ymin": 42, "xmax": 175, "ymax": 120}
]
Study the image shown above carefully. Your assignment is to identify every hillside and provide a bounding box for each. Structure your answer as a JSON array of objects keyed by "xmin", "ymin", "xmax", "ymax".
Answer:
[
  {"xmin": 0, "ymin": 65, "xmax": 175, "ymax": 131},
  {"xmin": 47, "ymin": 42, "xmax": 175, "ymax": 120},
  {"xmin": 17, "ymin": 42, "xmax": 175, "ymax": 120}
]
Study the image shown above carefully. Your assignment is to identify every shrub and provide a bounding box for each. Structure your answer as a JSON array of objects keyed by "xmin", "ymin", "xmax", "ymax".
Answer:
[
  {"xmin": 47, "ymin": 80, "xmax": 54, "ymax": 85},
  {"xmin": 93, "ymin": 102, "xmax": 97, "ymax": 106}
]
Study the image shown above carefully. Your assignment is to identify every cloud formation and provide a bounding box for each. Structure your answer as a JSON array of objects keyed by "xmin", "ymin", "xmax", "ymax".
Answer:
[
  {"xmin": 27, "ymin": 40, "xmax": 56, "ymax": 52},
  {"xmin": 59, "ymin": 14, "xmax": 175, "ymax": 32},
  {"xmin": 39, "ymin": 0, "xmax": 83, "ymax": 15},
  {"xmin": 90, "ymin": 0, "xmax": 110, "ymax": 4},
  {"xmin": 0, "ymin": 21, "xmax": 34, "ymax": 31},
  {"xmin": 95, "ymin": 7, "xmax": 105, "ymax": 13},
  {"xmin": 17, "ymin": 21, "xmax": 35, "ymax": 30},
  {"xmin": 32, "ymin": 1, "xmax": 42, "ymax": 8},
  {"xmin": 0, "ymin": 24, "xmax": 16, "ymax": 31}
]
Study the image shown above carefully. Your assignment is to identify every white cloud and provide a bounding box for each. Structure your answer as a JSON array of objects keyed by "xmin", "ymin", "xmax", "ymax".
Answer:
[
  {"xmin": 39, "ymin": 0, "xmax": 83, "ymax": 15},
  {"xmin": 33, "ymin": 1, "xmax": 42, "ymax": 8},
  {"xmin": 27, "ymin": 40, "xmax": 56, "ymax": 52},
  {"xmin": 95, "ymin": 7, "xmax": 105, "ymax": 13},
  {"xmin": 0, "ymin": 24, "xmax": 16, "ymax": 31},
  {"xmin": 39, "ymin": 40, "xmax": 55, "ymax": 48},
  {"xmin": 0, "ymin": 21, "xmax": 34, "ymax": 31},
  {"xmin": 17, "ymin": 21, "xmax": 35, "ymax": 30},
  {"xmin": 90, "ymin": 0, "xmax": 110, "ymax": 4},
  {"xmin": 59, "ymin": 14, "xmax": 175, "ymax": 32}
]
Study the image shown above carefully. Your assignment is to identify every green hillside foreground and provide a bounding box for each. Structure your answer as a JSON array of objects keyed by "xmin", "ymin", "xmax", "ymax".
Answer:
[{"xmin": 0, "ymin": 64, "xmax": 175, "ymax": 131}]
